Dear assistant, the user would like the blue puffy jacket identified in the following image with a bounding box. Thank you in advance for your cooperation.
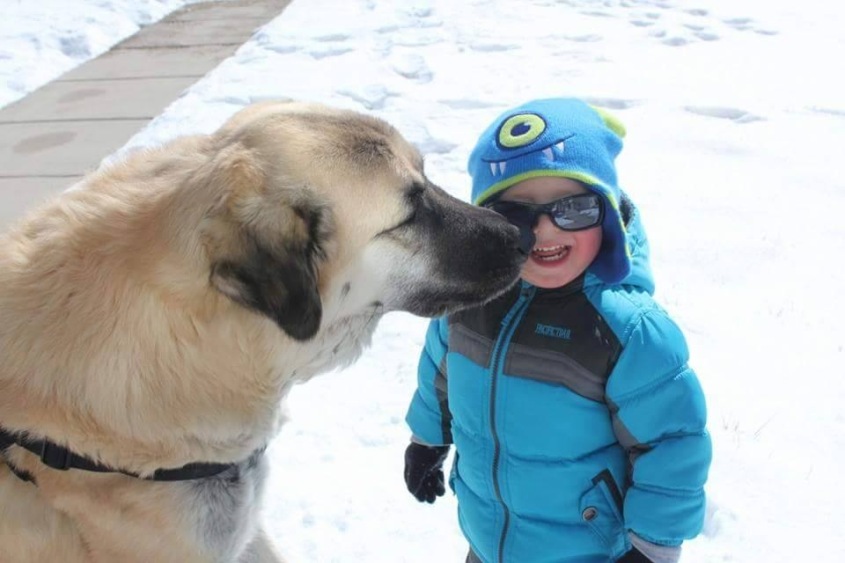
[406,209,711,562]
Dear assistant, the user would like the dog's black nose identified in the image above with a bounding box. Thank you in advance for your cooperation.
[488,212,533,257]
[516,224,535,255]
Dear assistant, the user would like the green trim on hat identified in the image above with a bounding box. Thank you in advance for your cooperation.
[473,170,605,205]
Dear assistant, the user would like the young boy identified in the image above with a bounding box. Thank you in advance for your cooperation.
[403,98,711,563]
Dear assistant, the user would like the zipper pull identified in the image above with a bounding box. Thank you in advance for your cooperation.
[501,284,534,327]
[519,281,535,299]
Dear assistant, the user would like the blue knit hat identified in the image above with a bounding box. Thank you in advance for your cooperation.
[468,97,631,283]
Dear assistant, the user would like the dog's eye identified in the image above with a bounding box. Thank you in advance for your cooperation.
[376,184,423,237]
[376,205,418,238]
[407,185,425,201]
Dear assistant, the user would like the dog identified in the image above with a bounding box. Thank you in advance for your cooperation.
[0,100,525,562]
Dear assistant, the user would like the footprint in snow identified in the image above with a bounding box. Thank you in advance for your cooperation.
[439,99,499,110]
[582,97,639,110]
[466,41,520,52]
[701,497,737,539]
[808,106,845,118]
[263,43,298,54]
[724,16,754,26]
[552,0,776,47]
[307,46,354,60]
[722,16,756,31]
[562,34,603,43]
[391,33,443,48]
[390,53,433,83]
[59,34,92,58]
[375,24,401,34]
[684,106,765,124]
[337,85,393,111]
[694,30,720,41]
[405,5,434,18]
[312,33,351,43]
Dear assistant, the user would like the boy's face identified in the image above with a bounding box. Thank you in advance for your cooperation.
[499,176,603,289]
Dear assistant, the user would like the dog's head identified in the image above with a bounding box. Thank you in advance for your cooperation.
[197,101,525,342]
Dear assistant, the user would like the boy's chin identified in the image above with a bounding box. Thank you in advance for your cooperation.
[521,265,582,289]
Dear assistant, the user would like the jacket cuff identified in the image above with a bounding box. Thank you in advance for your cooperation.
[628,532,681,563]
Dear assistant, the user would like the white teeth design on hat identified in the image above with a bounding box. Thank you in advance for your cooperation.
[489,161,508,176]
[489,142,565,177]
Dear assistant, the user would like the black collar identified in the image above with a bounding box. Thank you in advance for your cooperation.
[0,427,262,482]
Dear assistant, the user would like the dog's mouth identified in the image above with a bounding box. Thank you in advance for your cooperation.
[400,265,522,317]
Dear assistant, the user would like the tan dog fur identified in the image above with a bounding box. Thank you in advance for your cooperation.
[0,101,523,561]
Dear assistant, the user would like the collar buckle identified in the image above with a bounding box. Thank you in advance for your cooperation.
[40,441,72,470]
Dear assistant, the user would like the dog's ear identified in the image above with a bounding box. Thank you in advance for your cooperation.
[211,229,323,341]
[205,143,329,341]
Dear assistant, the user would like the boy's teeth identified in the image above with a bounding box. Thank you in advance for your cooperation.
[532,245,570,261]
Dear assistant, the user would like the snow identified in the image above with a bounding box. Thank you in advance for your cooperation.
[3,0,845,561]
[0,0,209,109]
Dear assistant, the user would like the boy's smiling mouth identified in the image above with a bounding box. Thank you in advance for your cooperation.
[532,244,570,263]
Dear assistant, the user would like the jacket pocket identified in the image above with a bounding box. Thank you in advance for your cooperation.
[579,470,628,558]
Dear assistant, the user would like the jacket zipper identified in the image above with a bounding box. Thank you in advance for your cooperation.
[489,283,535,563]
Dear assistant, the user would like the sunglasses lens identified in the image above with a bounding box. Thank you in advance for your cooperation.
[487,193,603,236]
[550,194,602,230]
[488,201,537,231]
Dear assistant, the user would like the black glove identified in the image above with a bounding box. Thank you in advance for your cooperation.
[616,547,652,563]
[403,442,450,503]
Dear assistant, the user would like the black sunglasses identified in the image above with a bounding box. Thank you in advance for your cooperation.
[485,193,604,232]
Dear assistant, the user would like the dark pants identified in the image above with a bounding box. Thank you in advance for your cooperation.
[466,550,482,563]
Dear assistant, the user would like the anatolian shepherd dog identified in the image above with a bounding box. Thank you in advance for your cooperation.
[0,100,526,562]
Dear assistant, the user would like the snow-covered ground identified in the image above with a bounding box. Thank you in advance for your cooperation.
[0,0,210,109]
[3,0,845,561]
